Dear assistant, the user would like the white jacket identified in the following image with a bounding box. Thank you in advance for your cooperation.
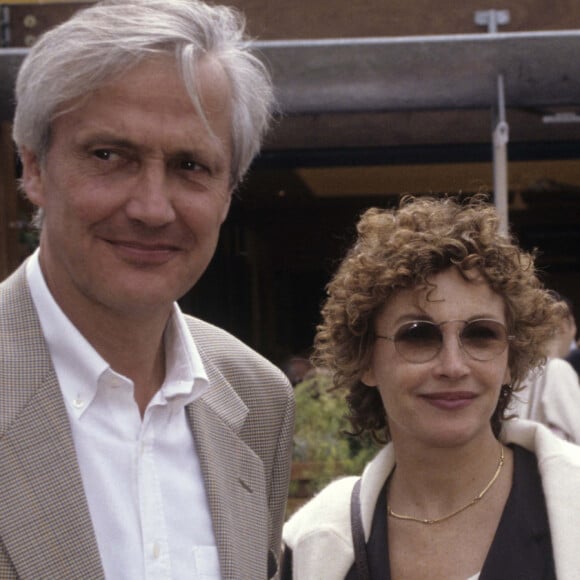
[283,420,580,579]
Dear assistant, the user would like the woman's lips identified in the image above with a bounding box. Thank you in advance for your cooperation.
[420,391,477,410]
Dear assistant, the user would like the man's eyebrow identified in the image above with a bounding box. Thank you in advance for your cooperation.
[77,133,138,149]
[78,134,209,156]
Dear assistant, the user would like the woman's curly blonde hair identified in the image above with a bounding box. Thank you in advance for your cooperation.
[313,195,564,442]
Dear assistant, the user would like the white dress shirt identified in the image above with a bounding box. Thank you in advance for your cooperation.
[26,250,221,579]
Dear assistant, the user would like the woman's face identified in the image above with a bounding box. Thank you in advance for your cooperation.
[362,267,511,450]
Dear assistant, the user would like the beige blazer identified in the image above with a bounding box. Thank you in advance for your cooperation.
[0,263,295,580]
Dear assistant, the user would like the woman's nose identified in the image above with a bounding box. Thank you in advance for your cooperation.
[433,331,471,377]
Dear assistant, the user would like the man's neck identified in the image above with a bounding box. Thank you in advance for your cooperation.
[74,308,170,416]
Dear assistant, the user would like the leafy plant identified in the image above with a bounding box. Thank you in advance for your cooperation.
[290,372,378,498]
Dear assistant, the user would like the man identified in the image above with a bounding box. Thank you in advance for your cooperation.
[0,1,294,578]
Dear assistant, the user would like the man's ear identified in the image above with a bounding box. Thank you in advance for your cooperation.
[219,188,233,224]
[19,147,45,207]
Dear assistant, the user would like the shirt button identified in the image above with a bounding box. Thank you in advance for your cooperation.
[110,377,123,389]
[153,542,160,559]
[72,398,85,409]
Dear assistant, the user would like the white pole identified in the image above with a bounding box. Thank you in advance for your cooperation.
[493,75,509,236]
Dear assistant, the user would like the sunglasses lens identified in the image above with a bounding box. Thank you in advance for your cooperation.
[460,320,508,361]
[394,321,442,362]
[391,319,510,363]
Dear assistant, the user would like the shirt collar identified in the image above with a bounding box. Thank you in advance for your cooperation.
[26,249,209,416]
[160,303,209,406]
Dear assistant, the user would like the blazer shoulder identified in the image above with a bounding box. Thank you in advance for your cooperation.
[0,262,52,435]
[185,315,258,354]
[184,314,292,394]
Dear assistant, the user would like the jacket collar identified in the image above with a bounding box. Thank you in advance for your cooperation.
[359,444,395,539]
[186,321,270,578]
[502,419,580,578]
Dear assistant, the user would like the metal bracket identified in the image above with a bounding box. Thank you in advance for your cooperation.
[542,111,580,124]
[474,9,511,33]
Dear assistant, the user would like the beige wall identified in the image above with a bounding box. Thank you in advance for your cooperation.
[5,1,579,41]
[223,0,580,38]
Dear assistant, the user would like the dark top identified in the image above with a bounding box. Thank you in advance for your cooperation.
[345,444,555,580]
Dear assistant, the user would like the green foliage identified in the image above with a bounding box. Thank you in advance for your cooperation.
[17,213,40,254]
[291,372,378,495]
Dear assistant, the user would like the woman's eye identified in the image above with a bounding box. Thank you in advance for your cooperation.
[466,327,494,339]
[399,323,438,343]
[463,323,502,342]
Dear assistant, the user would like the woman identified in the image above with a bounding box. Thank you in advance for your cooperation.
[283,195,580,579]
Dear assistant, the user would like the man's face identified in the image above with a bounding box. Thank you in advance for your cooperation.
[21,55,233,323]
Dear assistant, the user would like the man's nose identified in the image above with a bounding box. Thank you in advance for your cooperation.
[125,163,176,227]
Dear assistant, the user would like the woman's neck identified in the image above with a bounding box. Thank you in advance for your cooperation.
[387,434,506,520]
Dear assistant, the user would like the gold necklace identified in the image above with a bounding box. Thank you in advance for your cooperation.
[387,445,505,525]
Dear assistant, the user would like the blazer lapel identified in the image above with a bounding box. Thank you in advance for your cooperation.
[0,265,104,579]
[186,360,269,580]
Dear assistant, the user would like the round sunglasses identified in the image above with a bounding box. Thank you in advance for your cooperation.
[375,319,514,363]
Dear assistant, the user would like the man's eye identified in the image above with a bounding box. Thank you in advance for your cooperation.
[180,159,205,172]
[93,149,115,161]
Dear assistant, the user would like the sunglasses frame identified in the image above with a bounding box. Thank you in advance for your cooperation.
[375,318,515,363]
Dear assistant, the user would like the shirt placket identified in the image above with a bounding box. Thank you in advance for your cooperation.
[138,407,172,579]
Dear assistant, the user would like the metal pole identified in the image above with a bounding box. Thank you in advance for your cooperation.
[493,75,509,236]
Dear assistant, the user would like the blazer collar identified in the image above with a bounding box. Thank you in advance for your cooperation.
[185,331,270,579]
[195,348,249,435]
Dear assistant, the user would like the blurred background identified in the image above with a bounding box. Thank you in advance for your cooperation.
[1,0,580,369]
